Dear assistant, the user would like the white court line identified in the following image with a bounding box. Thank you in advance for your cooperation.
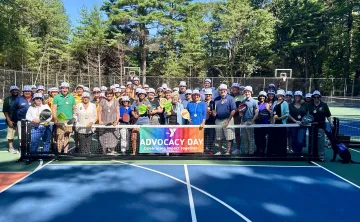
[310,161,360,190]
[0,159,54,194]
[184,164,197,222]
[68,146,76,152]
[0,171,32,174]
[49,163,317,168]
[113,160,252,222]
[341,124,360,130]
[349,148,360,154]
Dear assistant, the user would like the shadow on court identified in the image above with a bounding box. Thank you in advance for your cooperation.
[0,164,359,222]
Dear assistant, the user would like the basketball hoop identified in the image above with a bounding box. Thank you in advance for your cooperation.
[129,71,135,80]
[280,73,287,82]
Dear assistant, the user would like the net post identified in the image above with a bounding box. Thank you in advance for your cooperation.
[19,120,28,161]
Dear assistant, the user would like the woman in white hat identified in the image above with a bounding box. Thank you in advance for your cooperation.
[74,92,97,154]
[118,96,132,154]
[288,91,308,153]
[25,93,52,153]
[98,90,120,155]
[254,91,270,156]
[165,92,184,125]
[186,90,206,126]
[268,89,289,157]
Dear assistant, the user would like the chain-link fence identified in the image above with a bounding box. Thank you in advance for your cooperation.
[1,68,359,100]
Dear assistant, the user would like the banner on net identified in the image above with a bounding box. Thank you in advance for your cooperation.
[139,127,204,153]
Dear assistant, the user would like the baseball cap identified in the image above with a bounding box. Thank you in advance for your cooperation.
[81,92,91,98]
[9,86,20,92]
[185,89,192,94]
[204,88,212,95]
[93,87,101,92]
[32,93,44,100]
[243,86,253,94]
[219,84,227,90]
[179,81,187,87]
[277,89,286,96]
[60,82,70,88]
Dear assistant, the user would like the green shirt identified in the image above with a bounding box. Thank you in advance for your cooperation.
[53,93,76,120]
[3,95,18,120]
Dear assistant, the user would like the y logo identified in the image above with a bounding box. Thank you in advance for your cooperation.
[168,128,177,137]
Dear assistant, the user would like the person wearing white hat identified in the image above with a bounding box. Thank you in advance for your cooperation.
[131,88,151,155]
[253,91,270,157]
[73,92,97,154]
[308,90,333,160]
[46,87,59,110]
[98,89,120,155]
[118,95,132,154]
[110,85,117,93]
[156,87,165,101]
[52,82,76,154]
[25,93,52,153]
[203,88,215,153]
[143,84,149,92]
[213,83,236,155]
[238,86,259,155]
[11,85,33,147]
[200,78,219,101]
[182,89,192,109]
[31,85,37,94]
[186,90,206,126]
[179,81,187,101]
[133,76,140,86]
[285,91,293,104]
[74,84,84,105]
[288,91,308,153]
[267,89,289,157]
[231,83,245,154]
[161,83,168,90]
[147,88,163,125]
[37,85,45,94]
[164,88,172,101]
[3,86,20,153]
[100,86,108,93]
[114,84,120,88]
[305,93,312,104]
[120,85,126,94]
[114,88,122,101]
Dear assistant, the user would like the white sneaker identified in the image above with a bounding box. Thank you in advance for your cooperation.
[214,152,222,155]
[231,149,241,155]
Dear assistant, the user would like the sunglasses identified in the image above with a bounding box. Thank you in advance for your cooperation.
[180,86,186,88]
[206,94,212,96]
[313,96,321,99]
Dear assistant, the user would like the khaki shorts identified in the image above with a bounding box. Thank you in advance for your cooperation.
[215,118,235,141]
[6,126,17,140]
[56,125,73,135]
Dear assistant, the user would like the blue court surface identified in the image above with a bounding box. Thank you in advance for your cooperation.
[0,163,359,222]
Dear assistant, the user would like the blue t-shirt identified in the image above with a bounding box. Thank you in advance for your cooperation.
[242,97,258,122]
[186,101,207,125]
[213,95,236,120]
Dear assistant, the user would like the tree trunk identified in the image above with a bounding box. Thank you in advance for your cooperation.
[98,51,101,86]
[345,2,353,80]
[305,47,309,92]
[139,24,147,83]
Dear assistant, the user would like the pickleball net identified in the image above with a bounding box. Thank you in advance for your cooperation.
[19,121,323,160]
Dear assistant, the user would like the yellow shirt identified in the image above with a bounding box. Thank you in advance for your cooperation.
[74,95,82,105]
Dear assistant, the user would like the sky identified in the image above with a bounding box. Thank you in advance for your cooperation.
[62,0,104,26]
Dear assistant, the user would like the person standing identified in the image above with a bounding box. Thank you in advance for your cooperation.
[3,86,20,153]
[204,88,216,153]
[239,86,259,155]
[74,85,84,105]
[213,84,236,155]
[308,90,333,160]
[182,89,192,110]
[119,96,132,154]
[25,93,52,153]
[178,81,187,102]
[11,85,33,147]
[52,82,76,153]
[165,93,184,125]
[186,90,206,126]
[74,92,97,154]
[200,79,219,101]
[147,88,163,125]
[288,91,308,153]
[46,87,59,109]
[268,89,289,157]
[98,90,120,155]
[131,89,150,155]
[254,91,270,156]
[230,83,245,153]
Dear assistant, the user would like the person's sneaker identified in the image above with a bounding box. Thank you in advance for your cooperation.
[8,148,19,154]
[214,151,222,155]
[231,149,241,155]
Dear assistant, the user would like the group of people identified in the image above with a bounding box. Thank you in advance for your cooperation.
[2,77,333,158]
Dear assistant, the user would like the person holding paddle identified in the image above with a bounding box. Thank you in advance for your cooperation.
[46,87,59,110]
[131,89,150,155]
[204,88,216,154]
[52,82,76,154]
[165,93,184,125]
[231,83,245,154]
[213,84,236,156]
[98,90,120,155]
[308,90,333,160]
[74,92,97,154]
[25,93,52,153]
[119,96,132,154]
[147,88,163,125]
[182,89,192,109]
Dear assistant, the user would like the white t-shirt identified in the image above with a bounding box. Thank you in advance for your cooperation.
[75,103,97,134]
[26,104,52,122]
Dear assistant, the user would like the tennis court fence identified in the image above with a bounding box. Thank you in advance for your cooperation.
[19,120,324,161]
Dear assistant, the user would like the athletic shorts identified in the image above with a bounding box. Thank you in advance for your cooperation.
[6,126,17,140]
[215,118,235,141]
